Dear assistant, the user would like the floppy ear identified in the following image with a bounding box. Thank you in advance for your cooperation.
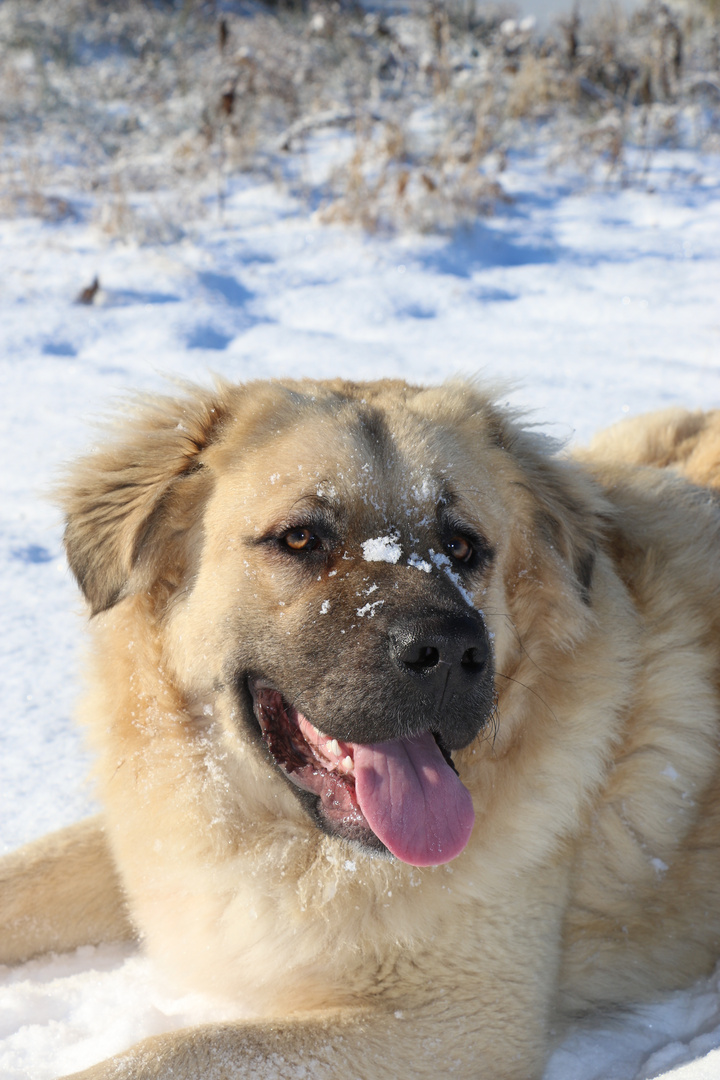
[60,384,230,616]
[517,449,602,606]
[479,401,606,608]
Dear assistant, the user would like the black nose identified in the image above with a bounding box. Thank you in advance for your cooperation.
[388,612,489,702]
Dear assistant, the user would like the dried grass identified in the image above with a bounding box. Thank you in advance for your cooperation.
[0,0,717,237]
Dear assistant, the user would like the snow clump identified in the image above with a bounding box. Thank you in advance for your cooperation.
[362,534,402,564]
[429,550,474,607]
[408,553,432,573]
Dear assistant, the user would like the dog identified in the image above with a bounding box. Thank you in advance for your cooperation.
[2,380,720,1080]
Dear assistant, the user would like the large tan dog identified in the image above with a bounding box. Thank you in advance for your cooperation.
[2,380,720,1080]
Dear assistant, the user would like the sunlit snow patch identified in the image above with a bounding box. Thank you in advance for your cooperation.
[429,549,474,607]
[362,534,402,563]
[407,553,432,573]
[357,600,385,617]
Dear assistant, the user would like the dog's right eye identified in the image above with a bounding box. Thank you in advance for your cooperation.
[282,528,320,553]
[445,534,474,564]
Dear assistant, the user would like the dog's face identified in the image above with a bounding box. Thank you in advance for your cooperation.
[62,379,600,868]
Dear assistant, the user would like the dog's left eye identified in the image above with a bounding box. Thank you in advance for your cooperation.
[282,528,320,553]
[445,534,474,563]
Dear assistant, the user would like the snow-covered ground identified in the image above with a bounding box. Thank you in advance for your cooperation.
[1,143,720,1080]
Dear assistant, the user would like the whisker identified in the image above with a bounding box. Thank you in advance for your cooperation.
[494,671,559,725]
[483,609,572,686]
[479,696,501,749]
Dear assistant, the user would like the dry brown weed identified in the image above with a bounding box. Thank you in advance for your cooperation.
[0,0,717,236]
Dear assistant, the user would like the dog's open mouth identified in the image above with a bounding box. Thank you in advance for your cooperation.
[250,681,475,867]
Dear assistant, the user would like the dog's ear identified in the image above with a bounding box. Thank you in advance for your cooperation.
[479,401,606,608]
[60,385,230,616]
[518,451,601,605]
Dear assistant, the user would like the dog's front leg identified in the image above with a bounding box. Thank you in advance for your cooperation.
[0,815,136,964]
[58,1010,545,1080]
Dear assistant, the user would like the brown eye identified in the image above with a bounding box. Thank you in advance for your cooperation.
[445,534,474,563]
[283,528,318,552]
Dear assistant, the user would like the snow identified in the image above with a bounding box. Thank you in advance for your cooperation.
[1,141,720,1079]
[361,534,403,563]
[407,553,432,572]
[356,599,385,617]
[428,549,475,607]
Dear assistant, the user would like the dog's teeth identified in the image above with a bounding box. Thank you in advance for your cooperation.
[340,755,354,773]
[327,739,340,757]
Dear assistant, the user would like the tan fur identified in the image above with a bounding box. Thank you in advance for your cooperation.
[2,382,720,1080]
[586,406,720,490]
[0,818,134,964]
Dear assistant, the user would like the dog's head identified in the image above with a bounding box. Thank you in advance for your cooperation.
[61,378,603,867]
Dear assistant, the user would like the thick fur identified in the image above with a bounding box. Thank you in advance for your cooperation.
[2,383,720,1080]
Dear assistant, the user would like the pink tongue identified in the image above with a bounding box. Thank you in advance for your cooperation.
[353,731,475,866]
